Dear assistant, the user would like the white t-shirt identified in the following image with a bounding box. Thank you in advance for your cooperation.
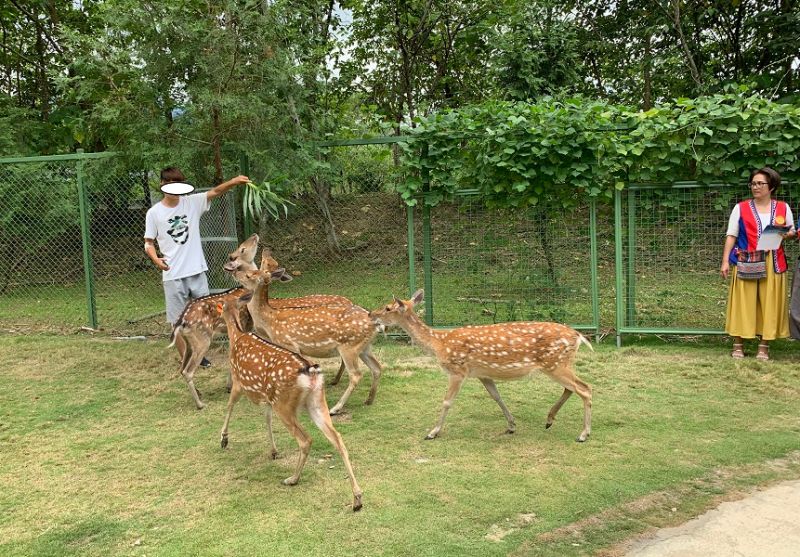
[144,193,210,281]
[726,203,795,236]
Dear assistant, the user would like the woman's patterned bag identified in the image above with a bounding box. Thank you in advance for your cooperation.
[736,248,767,280]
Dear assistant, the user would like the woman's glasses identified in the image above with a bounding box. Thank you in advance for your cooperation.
[749,181,770,188]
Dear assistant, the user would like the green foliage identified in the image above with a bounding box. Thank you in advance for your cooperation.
[242,180,294,222]
[399,92,800,208]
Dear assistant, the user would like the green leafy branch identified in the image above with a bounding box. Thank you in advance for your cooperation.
[242,180,294,221]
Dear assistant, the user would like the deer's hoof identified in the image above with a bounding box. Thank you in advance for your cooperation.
[282,477,299,486]
[363,399,374,406]
[576,435,588,443]
[505,428,515,435]
[220,435,228,449]
[424,433,437,441]
[329,408,342,416]
[269,449,278,460]
[353,495,363,512]
[545,422,553,429]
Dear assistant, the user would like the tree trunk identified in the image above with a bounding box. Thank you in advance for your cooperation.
[211,106,223,184]
[310,174,341,254]
[669,0,703,88]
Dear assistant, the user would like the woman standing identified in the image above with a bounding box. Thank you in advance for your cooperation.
[720,167,794,361]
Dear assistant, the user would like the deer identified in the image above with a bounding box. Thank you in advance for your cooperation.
[170,233,260,409]
[231,261,383,416]
[215,296,363,512]
[232,248,356,387]
[369,289,594,442]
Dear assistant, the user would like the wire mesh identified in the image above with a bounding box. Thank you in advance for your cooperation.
[87,166,242,336]
[424,193,598,329]
[619,183,800,332]
[0,160,86,333]
[256,143,411,313]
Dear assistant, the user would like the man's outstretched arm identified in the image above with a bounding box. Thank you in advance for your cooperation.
[206,175,250,200]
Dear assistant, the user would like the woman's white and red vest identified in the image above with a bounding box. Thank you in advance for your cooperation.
[728,199,789,274]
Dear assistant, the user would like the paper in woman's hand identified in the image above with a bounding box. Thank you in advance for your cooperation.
[757,225,791,251]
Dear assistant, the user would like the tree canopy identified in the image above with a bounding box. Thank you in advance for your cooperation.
[0,0,798,189]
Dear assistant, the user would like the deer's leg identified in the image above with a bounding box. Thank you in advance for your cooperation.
[307,388,363,512]
[545,389,573,429]
[272,403,312,486]
[479,378,516,434]
[328,349,362,415]
[181,334,212,410]
[264,405,278,460]
[225,370,233,393]
[426,371,466,440]
[545,366,592,443]
[359,347,382,406]
[220,382,244,449]
[329,360,346,386]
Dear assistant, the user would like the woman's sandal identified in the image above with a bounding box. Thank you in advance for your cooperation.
[731,343,745,359]
[756,344,770,361]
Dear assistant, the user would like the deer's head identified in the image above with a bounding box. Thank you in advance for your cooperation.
[232,267,293,291]
[369,289,424,326]
[224,233,260,272]
[259,249,281,272]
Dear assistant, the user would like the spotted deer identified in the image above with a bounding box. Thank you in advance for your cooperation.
[216,297,363,512]
[237,249,354,386]
[232,265,383,415]
[369,289,594,442]
[171,233,260,409]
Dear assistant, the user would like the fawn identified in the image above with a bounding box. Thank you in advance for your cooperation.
[171,233,259,409]
[216,297,363,512]
[232,264,383,415]
[369,289,594,442]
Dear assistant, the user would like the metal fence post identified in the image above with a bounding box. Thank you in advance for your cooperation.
[614,187,624,347]
[626,187,637,327]
[75,149,98,329]
[589,197,600,335]
[421,143,433,325]
[407,204,416,297]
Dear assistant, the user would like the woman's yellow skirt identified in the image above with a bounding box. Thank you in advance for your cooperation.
[725,252,789,340]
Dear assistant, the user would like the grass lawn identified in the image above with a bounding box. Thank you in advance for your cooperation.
[1,333,799,556]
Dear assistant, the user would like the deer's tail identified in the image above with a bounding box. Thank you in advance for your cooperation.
[168,324,181,348]
[576,333,594,352]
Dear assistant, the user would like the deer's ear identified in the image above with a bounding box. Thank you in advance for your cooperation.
[270,267,288,280]
[278,270,293,283]
[410,289,425,305]
[393,296,407,312]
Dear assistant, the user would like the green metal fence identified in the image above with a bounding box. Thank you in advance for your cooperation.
[0,152,241,336]
[615,181,799,345]
[1,141,796,345]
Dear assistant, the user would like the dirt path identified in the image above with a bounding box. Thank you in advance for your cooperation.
[624,479,800,556]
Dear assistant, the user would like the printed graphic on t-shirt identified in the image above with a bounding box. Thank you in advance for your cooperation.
[167,215,190,245]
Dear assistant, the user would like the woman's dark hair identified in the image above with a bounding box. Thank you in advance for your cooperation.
[750,167,781,193]
[160,167,186,184]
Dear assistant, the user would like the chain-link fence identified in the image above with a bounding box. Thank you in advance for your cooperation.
[0,153,243,336]
[422,193,600,330]
[0,157,87,333]
[2,145,797,344]
[256,141,412,313]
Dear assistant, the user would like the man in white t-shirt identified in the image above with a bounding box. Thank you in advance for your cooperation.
[144,167,249,364]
